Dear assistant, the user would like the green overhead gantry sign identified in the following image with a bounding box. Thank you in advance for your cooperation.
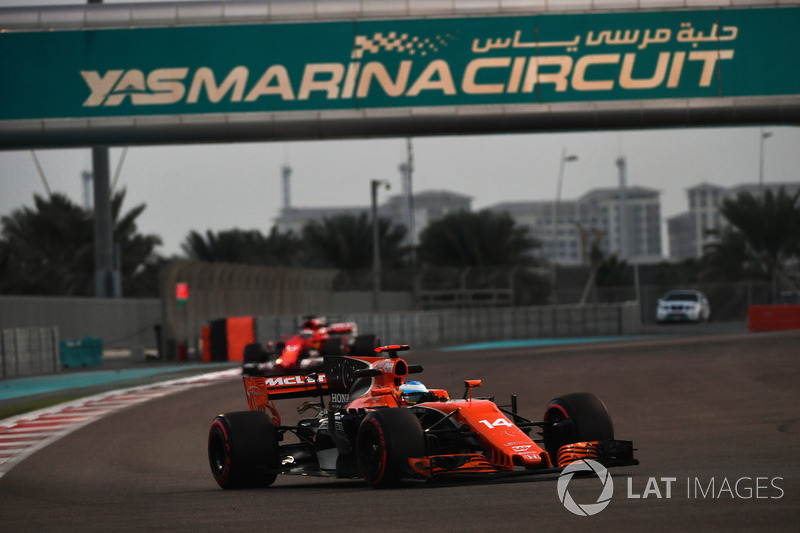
[0,5,798,147]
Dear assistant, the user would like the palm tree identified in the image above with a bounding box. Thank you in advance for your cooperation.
[0,190,162,296]
[700,229,764,282]
[180,227,300,266]
[595,255,633,288]
[300,213,408,270]
[0,193,93,295]
[702,187,800,293]
[417,209,539,267]
[111,190,164,296]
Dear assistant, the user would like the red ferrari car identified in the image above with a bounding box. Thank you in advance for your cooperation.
[209,345,637,488]
[242,316,379,376]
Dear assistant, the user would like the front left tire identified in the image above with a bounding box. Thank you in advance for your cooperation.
[542,392,614,465]
[356,408,425,488]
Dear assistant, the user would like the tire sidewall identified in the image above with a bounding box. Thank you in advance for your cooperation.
[357,415,389,485]
[356,408,425,488]
[543,392,614,461]
[208,411,279,489]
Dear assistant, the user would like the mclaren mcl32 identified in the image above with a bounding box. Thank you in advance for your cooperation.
[209,345,637,489]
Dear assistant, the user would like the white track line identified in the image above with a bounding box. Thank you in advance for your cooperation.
[0,368,241,479]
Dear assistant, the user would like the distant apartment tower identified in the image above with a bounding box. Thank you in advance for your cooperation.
[488,186,662,265]
[382,190,472,244]
[667,181,800,260]
[274,189,472,239]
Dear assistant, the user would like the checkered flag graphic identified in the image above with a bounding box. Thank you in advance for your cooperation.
[351,32,453,59]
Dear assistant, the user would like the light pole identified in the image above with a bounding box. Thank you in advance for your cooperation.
[759,128,773,189]
[552,148,578,305]
[371,179,391,312]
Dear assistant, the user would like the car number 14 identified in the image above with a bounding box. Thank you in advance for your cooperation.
[478,418,513,429]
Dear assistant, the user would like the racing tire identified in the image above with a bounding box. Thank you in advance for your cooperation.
[542,392,614,463]
[350,335,380,356]
[356,408,425,488]
[208,411,279,489]
[320,336,345,356]
[243,343,267,364]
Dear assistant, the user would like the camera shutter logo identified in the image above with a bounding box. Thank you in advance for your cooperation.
[557,459,614,516]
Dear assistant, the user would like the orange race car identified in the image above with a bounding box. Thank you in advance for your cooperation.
[208,345,637,489]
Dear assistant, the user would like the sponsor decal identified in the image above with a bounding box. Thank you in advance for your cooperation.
[330,393,349,405]
[263,374,326,387]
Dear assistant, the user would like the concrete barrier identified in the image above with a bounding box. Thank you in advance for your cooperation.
[748,305,800,332]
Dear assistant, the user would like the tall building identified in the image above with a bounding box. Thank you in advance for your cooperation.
[488,186,663,265]
[667,181,800,260]
[274,189,472,239]
[666,212,697,262]
[382,190,472,244]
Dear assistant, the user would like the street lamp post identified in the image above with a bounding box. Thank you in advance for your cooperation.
[552,148,578,305]
[371,179,391,312]
[759,128,773,189]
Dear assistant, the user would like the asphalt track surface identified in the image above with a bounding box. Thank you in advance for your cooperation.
[1,328,798,532]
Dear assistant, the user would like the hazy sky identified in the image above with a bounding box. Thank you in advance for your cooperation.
[2,1,799,257]
[3,127,798,257]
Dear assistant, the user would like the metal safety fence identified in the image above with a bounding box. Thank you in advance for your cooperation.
[252,301,640,351]
[1,327,60,379]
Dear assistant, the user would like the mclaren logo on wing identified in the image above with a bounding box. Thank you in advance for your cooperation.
[262,375,327,387]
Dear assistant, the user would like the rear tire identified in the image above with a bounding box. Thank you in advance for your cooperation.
[542,392,614,463]
[356,408,425,488]
[208,411,279,489]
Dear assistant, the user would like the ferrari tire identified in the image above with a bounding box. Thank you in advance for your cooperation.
[243,343,267,364]
[356,408,425,488]
[320,337,345,356]
[542,392,614,463]
[350,335,380,356]
[208,411,279,489]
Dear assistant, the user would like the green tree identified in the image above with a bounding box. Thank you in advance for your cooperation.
[111,190,164,296]
[300,213,408,270]
[180,227,300,266]
[0,191,162,296]
[595,255,633,288]
[653,258,701,286]
[417,209,540,267]
[701,188,800,289]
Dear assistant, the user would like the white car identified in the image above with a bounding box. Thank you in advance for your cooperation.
[656,290,711,323]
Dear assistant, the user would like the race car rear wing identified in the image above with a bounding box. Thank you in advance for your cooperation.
[243,350,421,413]
[244,373,329,402]
[243,373,331,422]
[243,353,383,411]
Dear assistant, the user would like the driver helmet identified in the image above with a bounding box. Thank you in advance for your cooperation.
[399,381,431,405]
[302,316,326,332]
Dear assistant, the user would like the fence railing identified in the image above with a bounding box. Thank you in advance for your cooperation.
[0,280,781,365]
[546,280,785,324]
[252,301,641,351]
